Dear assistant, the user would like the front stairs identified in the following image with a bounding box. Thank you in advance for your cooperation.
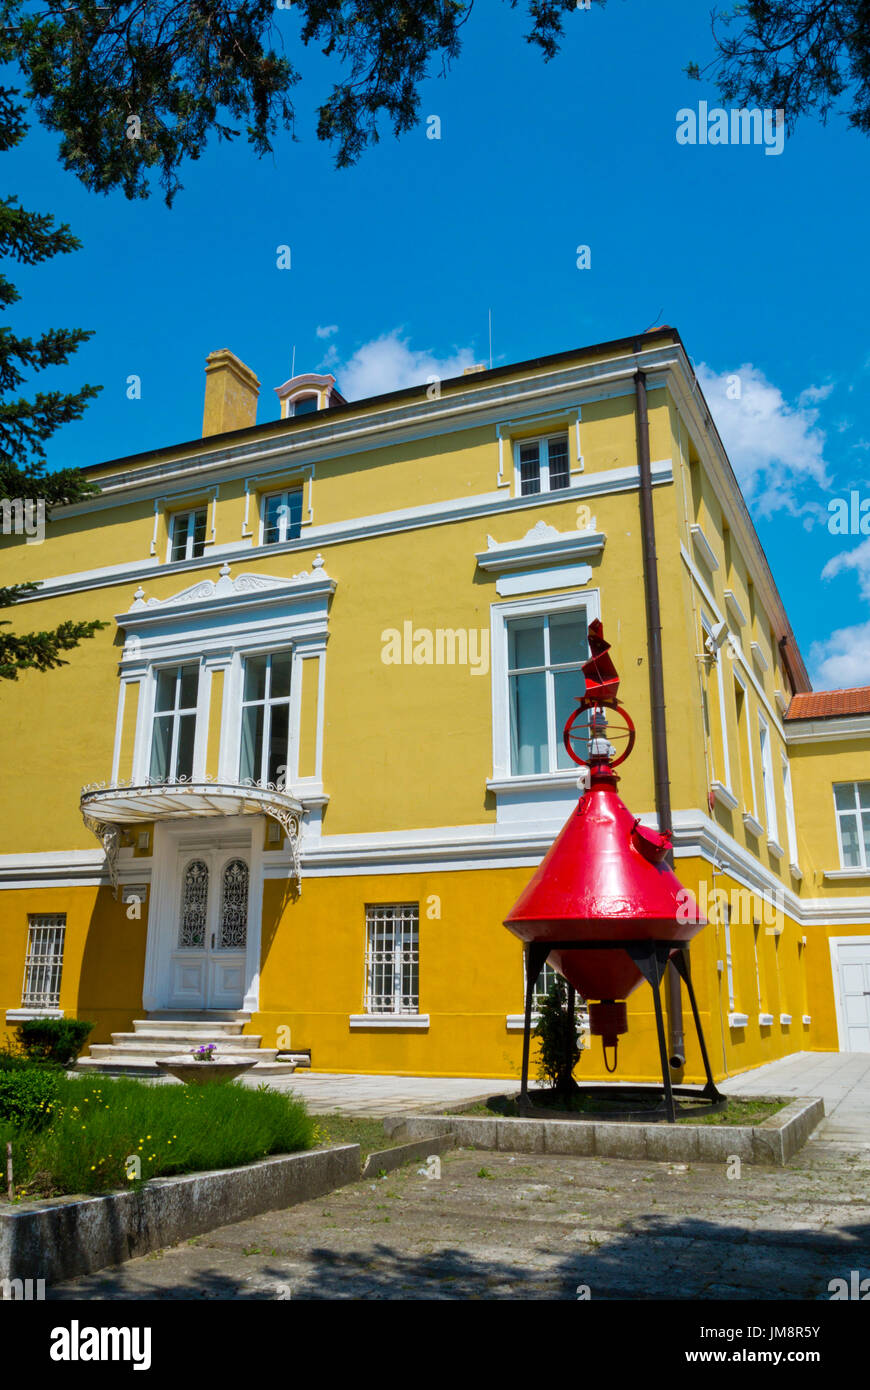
[75,1012,301,1078]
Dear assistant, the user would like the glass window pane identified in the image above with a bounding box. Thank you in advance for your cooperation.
[858,783,870,809]
[170,515,189,562]
[149,715,173,780]
[281,490,303,541]
[244,654,267,702]
[267,703,289,786]
[547,436,569,490]
[263,494,283,546]
[834,784,855,812]
[293,395,318,416]
[176,714,196,780]
[239,704,264,781]
[191,509,207,557]
[861,812,870,864]
[510,672,548,774]
[154,667,177,712]
[270,651,291,700]
[840,813,861,867]
[519,442,541,496]
[179,663,199,711]
[549,613,586,667]
[554,670,586,769]
[509,621,545,671]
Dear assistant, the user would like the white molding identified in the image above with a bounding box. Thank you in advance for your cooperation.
[743,812,764,838]
[690,524,719,572]
[785,714,870,743]
[5,1008,64,1022]
[505,1013,542,1032]
[19,460,672,606]
[823,868,870,881]
[750,641,769,673]
[348,1014,430,1030]
[758,1012,774,1026]
[724,589,748,628]
[476,520,604,573]
[802,1015,812,1025]
[710,781,738,811]
[780,1014,792,1025]
[727,1012,749,1029]
[774,688,788,715]
[495,565,593,597]
[766,838,785,859]
[789,862,803,881]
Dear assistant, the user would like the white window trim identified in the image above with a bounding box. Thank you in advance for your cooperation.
[237,651,294,785]
[733,667,758,821]
[242,467,314,538]
[702,612,733,797]
[490,589,600,782]
[144,659,208,783]
[512,432,572,498]
[833,781,870,872]
[781,755,800,872]
[363,903,420,1018]
[757,713,778,842]
[258,487,304,547]
[167,506,209,564]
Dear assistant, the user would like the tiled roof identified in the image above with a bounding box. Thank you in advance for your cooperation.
[786,688,870,720]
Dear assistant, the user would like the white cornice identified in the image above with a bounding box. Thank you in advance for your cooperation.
[724,589,748,629]
[785,715,870,743]
[475,519,605,572]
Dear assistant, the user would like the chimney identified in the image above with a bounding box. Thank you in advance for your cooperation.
[202,349,260,436]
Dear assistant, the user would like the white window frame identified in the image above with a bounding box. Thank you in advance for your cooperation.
[702,611,732,795]
[289,394,319,417]
[238,650,293,786]
[259,488,304,547]
[722,904,736,1012]
[513,432,571,498]
[167,507,208,563]
[22,915,66,1008]
[363,904,420,1016]
[757,713,778,840]
[833,781,870,871]
[148,661,202,783]
[733,669,757,818]
[781,755,799,869]
[490,589,600,782]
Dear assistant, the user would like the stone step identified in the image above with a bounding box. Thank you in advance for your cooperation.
[146,1010,251,1023]
[134,1018,245,1035]
[88,1042,279,1063]
[115,1031,261,1049]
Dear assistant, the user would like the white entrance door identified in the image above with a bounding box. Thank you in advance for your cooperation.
[168,849,250,1010]
[836,941,870,1052]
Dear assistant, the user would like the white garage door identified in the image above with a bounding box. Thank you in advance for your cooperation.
[836,941,870,1052]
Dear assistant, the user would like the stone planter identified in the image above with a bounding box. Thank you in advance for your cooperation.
[155,1054,259,1085]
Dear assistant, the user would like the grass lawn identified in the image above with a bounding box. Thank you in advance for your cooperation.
[1,1072,315,1201]
[311,1112,403,1159]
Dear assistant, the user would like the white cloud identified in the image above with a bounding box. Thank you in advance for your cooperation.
[822,536,870,600]
[696,363,832,516]
[808,620,870,688]
[337,330,477,401]
[316,324,339,339]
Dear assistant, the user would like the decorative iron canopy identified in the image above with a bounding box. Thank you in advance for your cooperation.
[80,777,303,895]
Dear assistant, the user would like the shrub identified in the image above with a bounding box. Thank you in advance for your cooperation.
[0,1067,60,1129]
[14,1018,94,1065]
[10,1074,316,1197]
[533,978,583,1095]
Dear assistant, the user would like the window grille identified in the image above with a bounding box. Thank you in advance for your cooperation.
[22,915,66,1007]
[219,859,249,950]
[365,904,419,1014]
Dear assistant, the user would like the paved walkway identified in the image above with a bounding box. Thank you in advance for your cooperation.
[720,1051,870,1143]
[239,1071,512,1115]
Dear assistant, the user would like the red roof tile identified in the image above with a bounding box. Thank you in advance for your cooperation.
[786,688,870,720]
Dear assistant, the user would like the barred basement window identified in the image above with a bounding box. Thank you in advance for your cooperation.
[22,915,66,1008]
[365,904,419,1014]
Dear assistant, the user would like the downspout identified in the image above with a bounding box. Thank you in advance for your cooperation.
[634,369,685,1068]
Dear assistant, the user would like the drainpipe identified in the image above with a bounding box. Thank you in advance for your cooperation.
[634,369,685,1068]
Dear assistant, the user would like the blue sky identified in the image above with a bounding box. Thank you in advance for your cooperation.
[6,0,870,687]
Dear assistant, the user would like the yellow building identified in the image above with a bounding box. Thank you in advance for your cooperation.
[1,329,869,1083]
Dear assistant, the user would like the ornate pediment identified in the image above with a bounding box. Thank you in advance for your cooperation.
[128,557,331,611]
[476,520,605,573]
